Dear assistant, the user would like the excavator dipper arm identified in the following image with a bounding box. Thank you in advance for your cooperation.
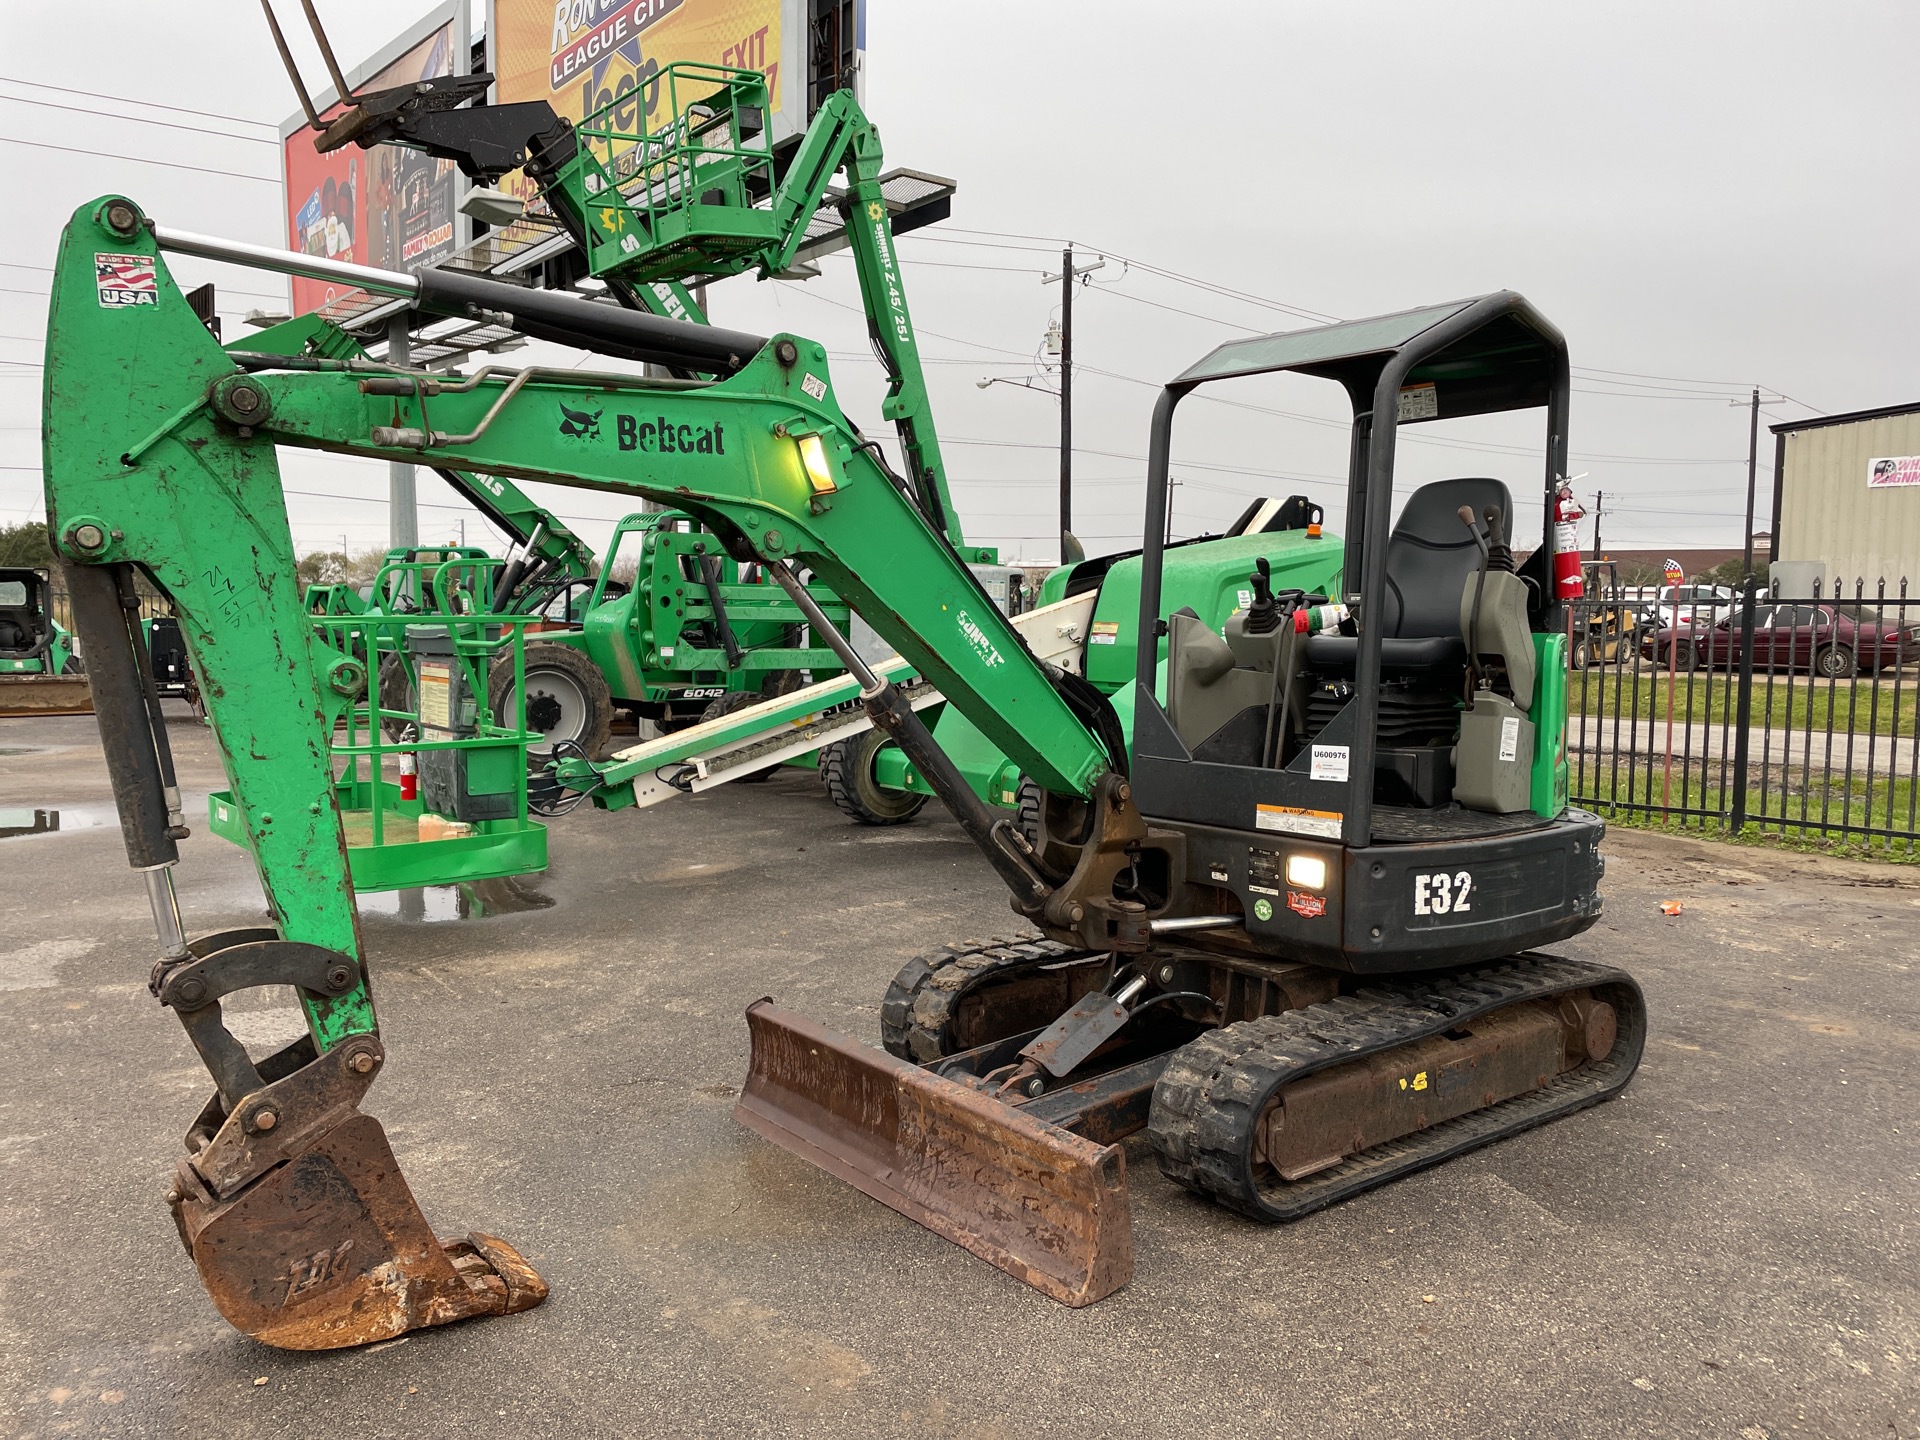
[45,200,550,1349]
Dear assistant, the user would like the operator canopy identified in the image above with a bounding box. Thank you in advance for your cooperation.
[1174,292,1565,421]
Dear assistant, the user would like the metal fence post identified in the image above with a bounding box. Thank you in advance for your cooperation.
[1729,576,1758,834]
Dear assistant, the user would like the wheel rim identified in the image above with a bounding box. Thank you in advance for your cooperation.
[852,736,925,819]
[516,667,588,753]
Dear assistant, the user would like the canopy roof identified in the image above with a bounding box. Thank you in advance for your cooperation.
[1173,292,1564,423]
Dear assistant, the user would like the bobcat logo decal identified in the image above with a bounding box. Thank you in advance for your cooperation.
[558,401,603,440]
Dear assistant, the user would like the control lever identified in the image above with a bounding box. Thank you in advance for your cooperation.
[1243,557,1279,635]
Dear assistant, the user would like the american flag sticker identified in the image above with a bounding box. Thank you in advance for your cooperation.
[95,252,158,308]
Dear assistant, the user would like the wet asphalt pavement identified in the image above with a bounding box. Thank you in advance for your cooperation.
[1,709,1916,1439]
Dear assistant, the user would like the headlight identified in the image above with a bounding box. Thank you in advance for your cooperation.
[797,433,837,494]
[1285,853,1328,890]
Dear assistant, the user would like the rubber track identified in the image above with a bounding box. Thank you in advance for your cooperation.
[879,935,1090,1062]
[1148,955,1646,1222]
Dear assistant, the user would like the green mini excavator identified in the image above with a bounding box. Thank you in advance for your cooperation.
[43,72,1641,1349]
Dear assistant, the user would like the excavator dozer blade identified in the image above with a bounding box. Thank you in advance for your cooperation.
[735,999,1132,1307]
[170,1111,548,1350]
[0,675,93,717]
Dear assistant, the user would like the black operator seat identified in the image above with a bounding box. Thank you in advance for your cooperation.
[1305,477,1514,677]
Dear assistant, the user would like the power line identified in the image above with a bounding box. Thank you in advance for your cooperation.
[0,135,277,184]
[899,257,1051,278]
[0,92,279,146]
[0,75,278,130]
[1086,285,1262,333]
[901,232,1070,258]
[0,274,291,305]
[935,226,1804,402]
[805,284,1776,469]
[1573,362,1760,390]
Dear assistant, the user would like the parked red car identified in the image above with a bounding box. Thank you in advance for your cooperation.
[1640,603,1919,678]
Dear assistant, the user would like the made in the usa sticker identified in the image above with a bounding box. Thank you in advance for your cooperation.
[96,252,157,308]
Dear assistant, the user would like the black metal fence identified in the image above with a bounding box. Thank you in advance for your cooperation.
[41,568,171,631]
[1566,576,1919,854]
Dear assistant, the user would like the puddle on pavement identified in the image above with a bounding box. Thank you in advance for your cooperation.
[357,874,556,923]
[0,806,107,841]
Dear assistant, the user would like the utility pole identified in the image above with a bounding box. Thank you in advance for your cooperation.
[457,517,466,548]
[1741,386,1760,580]
[387,313,418,552]
[1590,490,1604,560]
[1057,246,1073,559]
[1042,248,1104,560]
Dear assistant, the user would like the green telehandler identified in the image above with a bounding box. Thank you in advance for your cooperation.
[46,94,1643,1343]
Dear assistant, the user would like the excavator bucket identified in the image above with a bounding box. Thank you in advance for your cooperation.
[169,1110,548,1350]
[0,674,93,716]
[735,1000,1133,1307]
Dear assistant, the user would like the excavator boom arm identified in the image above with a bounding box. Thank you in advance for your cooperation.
[49,206,1110,800]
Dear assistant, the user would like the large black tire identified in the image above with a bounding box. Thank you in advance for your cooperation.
[700,689,784,781]
[376,654,416,742]
[1667,640,1702,673]
[1815,644,1857,680]
[820,729,928,826]
[1015,775,1044,847]
[491,643,613,759]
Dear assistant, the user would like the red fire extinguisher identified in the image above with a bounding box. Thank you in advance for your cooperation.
[1552,481,1586,602]
[399,750,418,803]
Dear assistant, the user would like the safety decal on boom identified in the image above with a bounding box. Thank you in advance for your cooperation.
[95,253,157,307]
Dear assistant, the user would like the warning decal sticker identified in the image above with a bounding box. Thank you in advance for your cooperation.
[1255,804,1342,839]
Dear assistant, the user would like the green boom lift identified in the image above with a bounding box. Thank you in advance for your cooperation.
[192,39,1019,890]
[249,44,1001,760]
[47,131,1642,1344]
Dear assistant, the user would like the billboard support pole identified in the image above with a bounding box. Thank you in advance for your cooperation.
[387,313,418,551]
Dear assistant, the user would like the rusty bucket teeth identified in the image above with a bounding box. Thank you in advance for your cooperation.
[171,1112,547,1350]
[734,998,1133,1307]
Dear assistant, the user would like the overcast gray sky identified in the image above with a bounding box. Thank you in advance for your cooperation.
[3,1,1916,566]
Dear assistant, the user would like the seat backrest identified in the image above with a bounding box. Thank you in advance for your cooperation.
[1379,478,1514,638]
